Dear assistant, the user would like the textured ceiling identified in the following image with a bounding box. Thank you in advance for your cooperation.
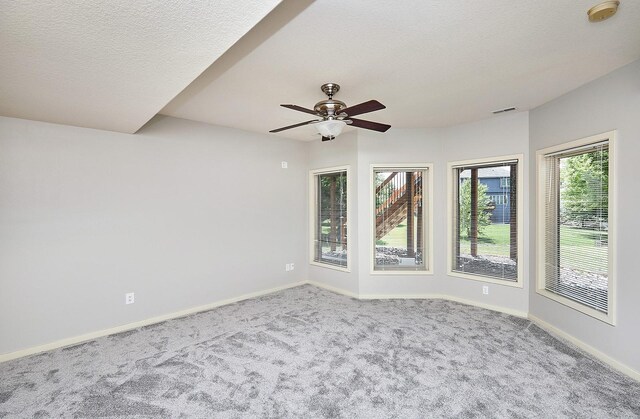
[3,1,639,139]
[0,0,281,133]
[162,0,640,141]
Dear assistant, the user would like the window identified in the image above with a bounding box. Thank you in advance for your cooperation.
[371,165,433,273]
[536,132,615,324]
[310,166,349,270]
[500,177,510,188]
[492,194,507,205]
[448,155,523,286]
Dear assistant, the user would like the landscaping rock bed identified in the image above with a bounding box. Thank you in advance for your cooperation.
[375,246,422,265]
[454,255,607,307]
[375,253,400,265]
[553,267,608,310]
[321,250,347,263]
[559,267,607,290]
[455,254,518,280]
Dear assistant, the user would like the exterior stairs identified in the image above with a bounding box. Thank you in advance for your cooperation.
[375,172,422,240]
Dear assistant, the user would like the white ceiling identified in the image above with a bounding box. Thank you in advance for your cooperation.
[2,1,640,139]
[0,0,281,133]
[161,0,640,141]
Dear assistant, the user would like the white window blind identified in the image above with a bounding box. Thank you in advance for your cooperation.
[373,168,428,272]
[313,170,348,268]
[543,142,609,313]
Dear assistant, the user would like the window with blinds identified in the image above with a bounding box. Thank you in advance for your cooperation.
[311,168,348,269]
[539,137,612,320]
[373,166,430,272]
[449,156,522,285]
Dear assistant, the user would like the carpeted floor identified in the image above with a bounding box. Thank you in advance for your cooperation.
[1,285,639,418]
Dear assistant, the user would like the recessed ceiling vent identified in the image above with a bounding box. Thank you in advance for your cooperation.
[492,106,517,115]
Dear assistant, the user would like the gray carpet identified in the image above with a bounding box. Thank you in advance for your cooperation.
[1,285,639,418]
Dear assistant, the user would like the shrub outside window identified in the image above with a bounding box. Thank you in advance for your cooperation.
[448,155,523,286]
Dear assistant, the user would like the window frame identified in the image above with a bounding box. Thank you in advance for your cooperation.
[447,154,524,287]
[309,165,351,272]
[369,163,434,275]
[536,131,616,325]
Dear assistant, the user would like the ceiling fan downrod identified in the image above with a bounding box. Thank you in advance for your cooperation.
[315,83,346,117]
[320,83,339,99]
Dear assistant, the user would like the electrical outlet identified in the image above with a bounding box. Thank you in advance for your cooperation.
[125,292,135,304]
[281,161,288,169]
[482,286,489,295]
[285,263,290,271]
[290,263,294,271]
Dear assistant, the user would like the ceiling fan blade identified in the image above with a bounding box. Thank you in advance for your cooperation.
[269,119,318,133]
[281,104,318,115]
[340,100,385,117]
[349,117,391,133]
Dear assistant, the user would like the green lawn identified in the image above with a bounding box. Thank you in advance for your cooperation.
[459,224,511,257]
[379,221,513,254]
[559,226,608,274]
[383,222,607,273]
[460,224,608,272]
[378,218,416,248]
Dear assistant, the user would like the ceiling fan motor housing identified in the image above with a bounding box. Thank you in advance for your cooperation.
[315,83,346,117]
[314,99,346,117]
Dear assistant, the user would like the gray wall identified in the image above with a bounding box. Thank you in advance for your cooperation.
[439,112,530,313]
[0,115,308,354]
[2,59,638,374]
[529,59,640,372]
[305,112,530,316]
[306,131,360,295]
[355,127,444,297]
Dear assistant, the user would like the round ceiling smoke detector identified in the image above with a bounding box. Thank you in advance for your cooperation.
[587,1,620,22]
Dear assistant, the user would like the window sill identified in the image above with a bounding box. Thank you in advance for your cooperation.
[535,287,615,325]
[447,270,523,288]
[370,269,434,276]
[309,261,350,273]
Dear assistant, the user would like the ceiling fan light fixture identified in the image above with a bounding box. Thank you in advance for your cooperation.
[315,119,346,138]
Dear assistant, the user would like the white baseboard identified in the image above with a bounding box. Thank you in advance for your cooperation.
[312,282,528,318]
[358,292,528,318]
[441,295,528,318]
[311,281,638,381]
[529,314,640,381]
[0,281,306,364]
[306,280,359,298]
[3,280,637,383]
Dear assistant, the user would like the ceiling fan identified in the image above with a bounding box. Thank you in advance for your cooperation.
[269,83,391,141]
